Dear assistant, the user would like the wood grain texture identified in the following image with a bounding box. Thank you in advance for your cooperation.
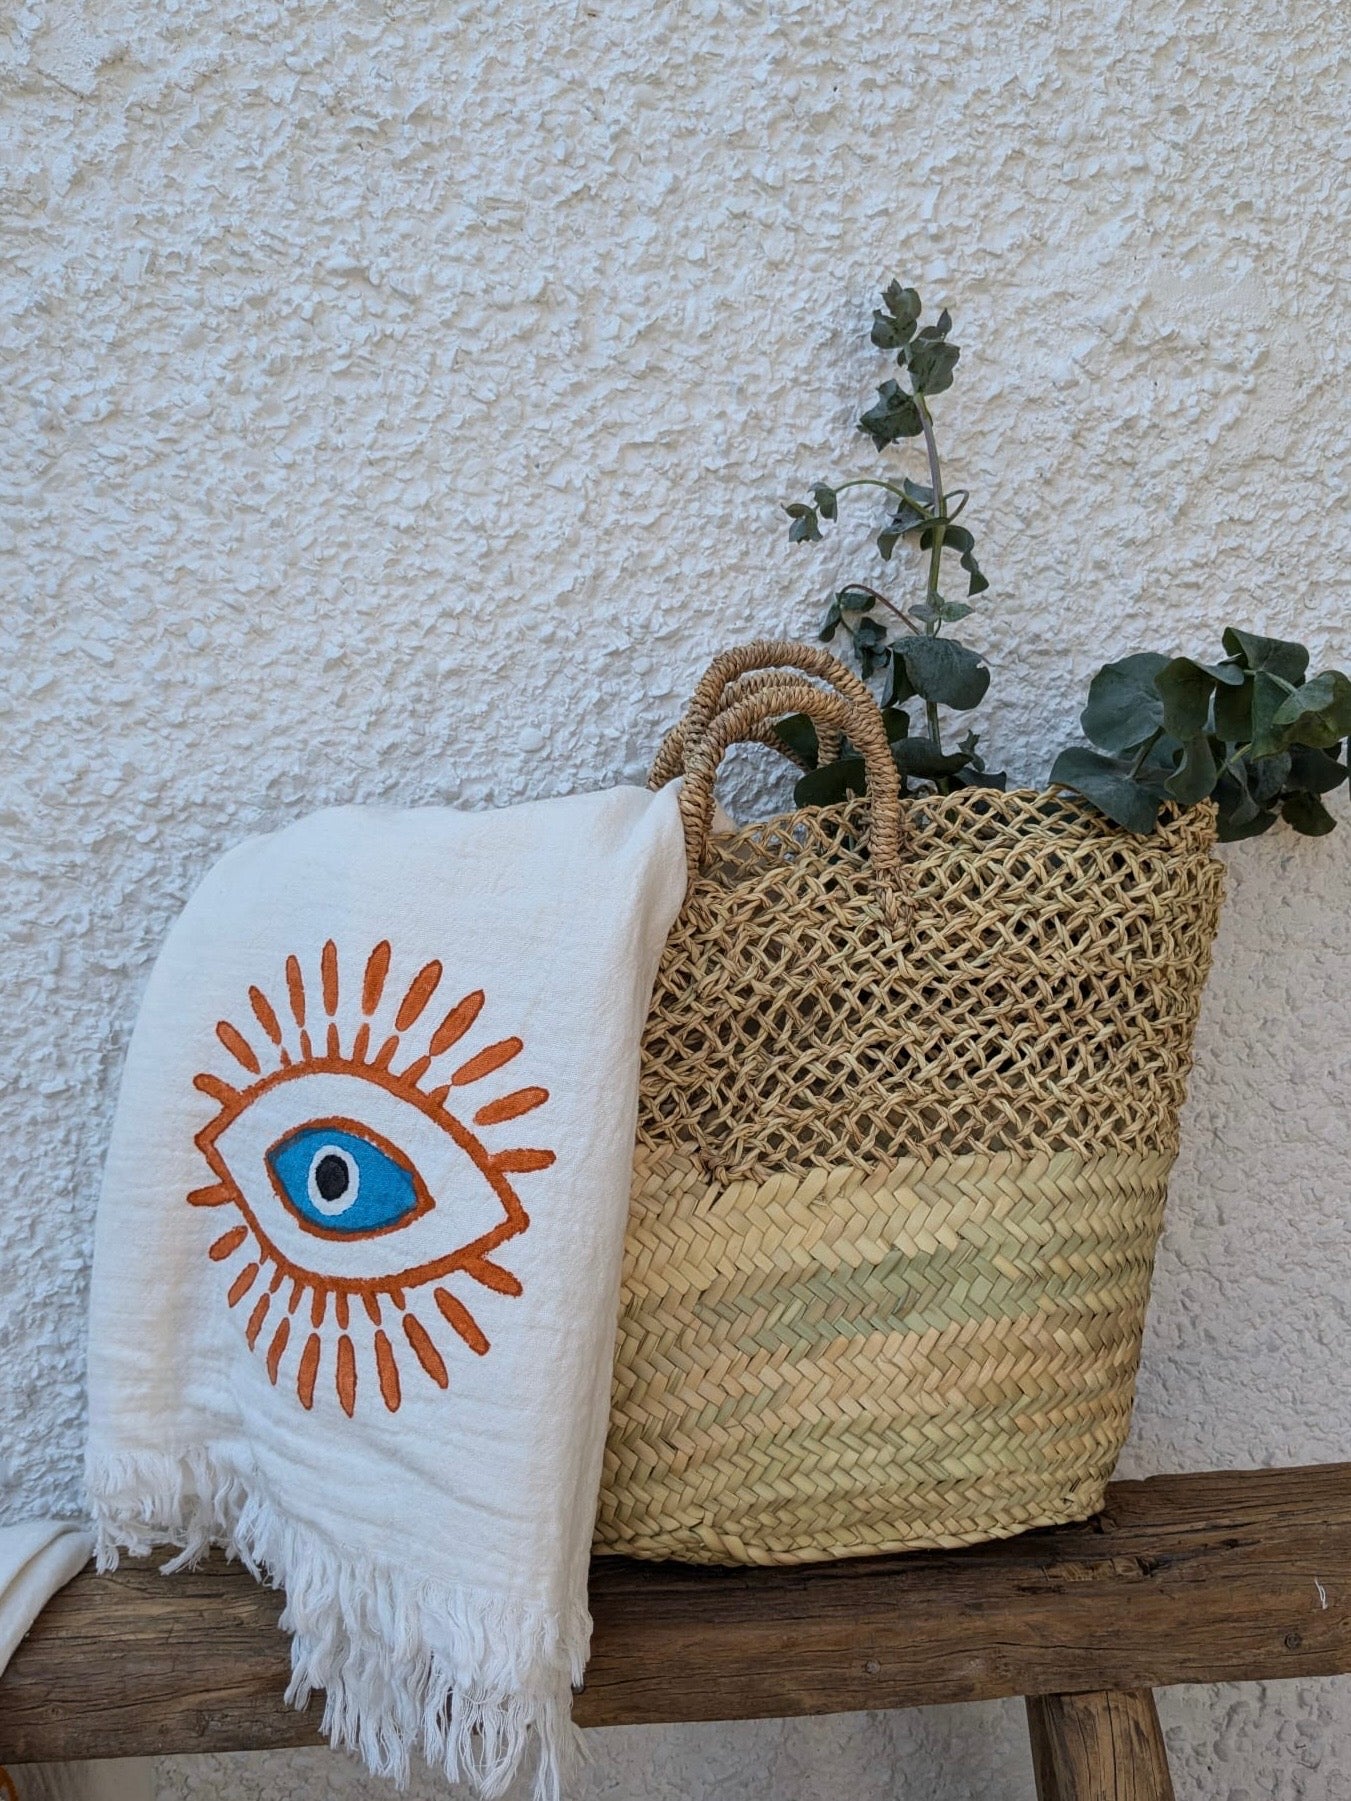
[1027,1690,1175,1801]
[4,1463,1351,1763]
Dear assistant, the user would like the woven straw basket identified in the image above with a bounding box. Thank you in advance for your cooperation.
[594,641,1225,1566]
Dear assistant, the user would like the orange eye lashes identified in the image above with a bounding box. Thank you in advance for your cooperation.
[189,939,555,1419]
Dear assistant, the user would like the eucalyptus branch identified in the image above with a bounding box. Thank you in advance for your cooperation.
[783,282,994,799]
[915,394,947,748]
[917,396,947,568]
[831,478,939,522]
[781,282,1348,837]
[837,585,921,631]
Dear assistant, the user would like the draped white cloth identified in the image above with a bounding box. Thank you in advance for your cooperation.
[85,785,687,1797]
[0,1520,91,1678]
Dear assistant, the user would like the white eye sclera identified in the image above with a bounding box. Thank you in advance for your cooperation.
[308,1144,360,1215]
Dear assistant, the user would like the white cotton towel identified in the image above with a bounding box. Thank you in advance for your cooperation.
[0,1521,93,1677]
[84,785,687,1798]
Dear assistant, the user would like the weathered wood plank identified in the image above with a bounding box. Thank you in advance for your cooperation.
[1026,1690,1175,1801]
[3,1463,1350,1763]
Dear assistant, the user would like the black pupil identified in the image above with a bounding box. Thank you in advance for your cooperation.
[314,1153,350,1201]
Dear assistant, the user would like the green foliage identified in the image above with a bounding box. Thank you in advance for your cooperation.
[1050,631,1351,839]
[1044,748,1164,836]
[1078,654,1169,755]
[782,284,1001,801]
[858,380,924,449]
[782,281,1346,840]
[887,636,990,711]
[867,283,959,395]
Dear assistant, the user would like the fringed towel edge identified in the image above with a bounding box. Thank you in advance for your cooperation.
[85,1447,587,1801]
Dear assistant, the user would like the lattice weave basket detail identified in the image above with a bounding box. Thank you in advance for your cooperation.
[595,642,1225,1566]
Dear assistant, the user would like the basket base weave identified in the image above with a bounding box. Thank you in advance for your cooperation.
[596,1145,1173,1565]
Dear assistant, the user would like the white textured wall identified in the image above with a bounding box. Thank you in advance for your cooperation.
[3,0,1350,1794]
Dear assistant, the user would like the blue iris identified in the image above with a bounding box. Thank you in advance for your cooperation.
[267,1125,420,1236]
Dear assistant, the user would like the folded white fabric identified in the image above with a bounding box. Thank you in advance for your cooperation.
[0,1520,93,1677]
[85,786,687,1798]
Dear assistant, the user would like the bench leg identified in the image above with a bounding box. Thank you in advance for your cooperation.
[1025,1689,1175,1801]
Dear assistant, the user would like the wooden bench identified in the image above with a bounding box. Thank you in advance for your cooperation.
[4,1463,1350,1799]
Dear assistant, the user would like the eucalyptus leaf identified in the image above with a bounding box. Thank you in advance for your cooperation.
[920,308,953,338]
[883,655,913,709]
[1221,628,1310,686]
[906,336,960,395]
[1217,806,1279,842]
[880,283,915,314]
[891,738,972,778]
[952,765,1009,790]
[892,635,990,710]
[1139,730,1183,774]
[871,311,914,350]
[1215,767,1260,829]
[1049,747,1163,835]
[1165,733,1219,805]
[784,501,821,543]
[870,283,921,350]
[960,546,989,596]
[1282,789,1338,835]
[793,757,868,808]
[1213,671,1252,743]
[1080,653,1169,754]
[1155,657,1240,741]
[877,500,926,560]
[858,379,923,448]
[852,614,888,678]
[1286,745,1350,795]
[1248,751,1292,808]
[774,712,820,766]
[913,597,974,625]
[1269,669,1351,750]
[1249,669,1294,758]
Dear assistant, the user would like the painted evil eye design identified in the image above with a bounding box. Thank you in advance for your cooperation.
[189,939,556,1419]
[266,1122,425,1238]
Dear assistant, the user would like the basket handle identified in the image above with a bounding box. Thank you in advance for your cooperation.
[677,677,907,928]
[649,671,836,786]
[649,640,878,789]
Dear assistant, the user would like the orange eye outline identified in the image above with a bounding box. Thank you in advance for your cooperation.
[187,940,556,1419]
[196,1063,535,1284]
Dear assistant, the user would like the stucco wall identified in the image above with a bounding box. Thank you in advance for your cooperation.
[3,0,1350,1794]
